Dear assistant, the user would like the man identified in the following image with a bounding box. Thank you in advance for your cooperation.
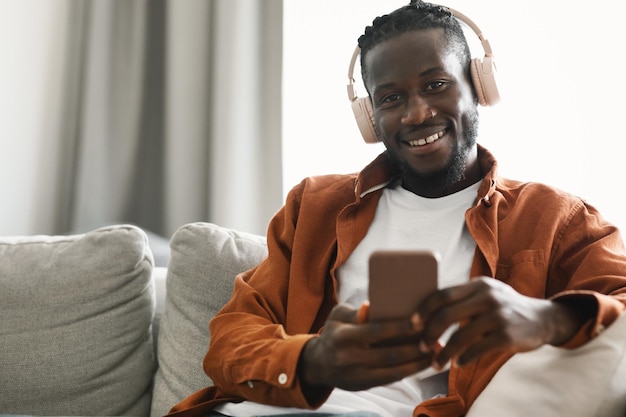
[168,2,626,416]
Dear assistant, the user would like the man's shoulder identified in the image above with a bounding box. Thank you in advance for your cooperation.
[496,177,584,209]
[290,172,359,195]
[498,177,579,197]
[282,172,363,218]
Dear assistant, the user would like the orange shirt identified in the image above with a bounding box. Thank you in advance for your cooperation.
[168,145,626,417]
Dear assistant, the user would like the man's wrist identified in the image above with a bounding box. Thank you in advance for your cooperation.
[297,337,332,406]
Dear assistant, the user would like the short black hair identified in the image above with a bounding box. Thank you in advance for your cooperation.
[358,1,472,89]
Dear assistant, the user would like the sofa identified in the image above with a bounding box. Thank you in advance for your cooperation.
[2,222,626,417]
[0,222,267,417]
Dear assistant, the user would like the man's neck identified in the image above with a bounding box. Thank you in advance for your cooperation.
[401,148,482,198]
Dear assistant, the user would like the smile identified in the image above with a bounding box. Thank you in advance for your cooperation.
[408,129,445,147]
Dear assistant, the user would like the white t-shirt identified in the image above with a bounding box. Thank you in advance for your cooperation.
[216,181,479,417]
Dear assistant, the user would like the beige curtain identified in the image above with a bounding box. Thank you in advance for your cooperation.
[34,0,283,238]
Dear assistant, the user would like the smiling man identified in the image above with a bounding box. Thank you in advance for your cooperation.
[364,28,480,198]
[167,2,626,417]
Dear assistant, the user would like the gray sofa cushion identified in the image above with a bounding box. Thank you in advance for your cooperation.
[0,225,155,416]
[151,222,267,417]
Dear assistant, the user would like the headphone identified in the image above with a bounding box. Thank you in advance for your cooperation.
[346,4,500,144]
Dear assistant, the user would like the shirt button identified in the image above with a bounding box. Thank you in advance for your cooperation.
[247,380,254,388]
[278,373,288,384]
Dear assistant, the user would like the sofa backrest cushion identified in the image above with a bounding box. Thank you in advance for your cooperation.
[151,222,267,417]
[0,225,155,416]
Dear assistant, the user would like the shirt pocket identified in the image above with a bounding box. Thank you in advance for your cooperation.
[494,249,547,298]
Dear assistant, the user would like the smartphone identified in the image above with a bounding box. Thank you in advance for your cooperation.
[368,250,440,321]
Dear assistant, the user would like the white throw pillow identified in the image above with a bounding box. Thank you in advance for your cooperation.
[467,312,626,417]
[0,225,155,416]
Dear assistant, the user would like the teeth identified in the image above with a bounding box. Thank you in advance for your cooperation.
[409,130,445,147]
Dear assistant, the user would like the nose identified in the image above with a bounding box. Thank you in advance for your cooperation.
[401,96,432,125]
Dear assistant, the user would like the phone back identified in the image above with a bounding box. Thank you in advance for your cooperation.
[368,250,439,321]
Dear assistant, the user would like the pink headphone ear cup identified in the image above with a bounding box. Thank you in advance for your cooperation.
[470,57,500,106]
[351,96,379,143]
[470,59,487,106]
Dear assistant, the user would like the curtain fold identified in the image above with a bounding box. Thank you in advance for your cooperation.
[37,0,283,238]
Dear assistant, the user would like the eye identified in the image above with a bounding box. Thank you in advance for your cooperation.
[425,80,447,91]
[380,93,402,104]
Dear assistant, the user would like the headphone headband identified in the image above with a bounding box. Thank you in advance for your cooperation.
[445,6,494,56]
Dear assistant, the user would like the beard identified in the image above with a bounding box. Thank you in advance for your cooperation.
[397,108,480,196]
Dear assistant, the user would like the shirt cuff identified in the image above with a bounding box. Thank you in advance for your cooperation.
[550,291,625,349]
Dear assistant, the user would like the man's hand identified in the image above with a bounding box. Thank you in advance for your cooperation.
[417,277,592,370]
[299,303,432,392]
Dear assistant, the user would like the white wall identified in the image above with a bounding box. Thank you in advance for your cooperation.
[283,1,626,233]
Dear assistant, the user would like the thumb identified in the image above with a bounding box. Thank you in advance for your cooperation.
[356,301,370,324]
[327,303,365,324]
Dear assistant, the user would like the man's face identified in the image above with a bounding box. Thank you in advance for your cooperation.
[364,28,479,196]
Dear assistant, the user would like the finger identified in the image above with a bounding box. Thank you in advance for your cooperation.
[366,317,423,347]
[356,301,370,324]
[311,329,433,390]
[439,303,552,368]
[328,304,423,347]
[339,354,434,391]
[419,278,504,320]
[433,313,499,369]
[360,340,432,367]
[454,332,510,367]
[370,355,434,386]
[418,281,480,322]
[337,362,428,391]
[326,314,416,349]
[327,303,361,324]
[420,291,488,349]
